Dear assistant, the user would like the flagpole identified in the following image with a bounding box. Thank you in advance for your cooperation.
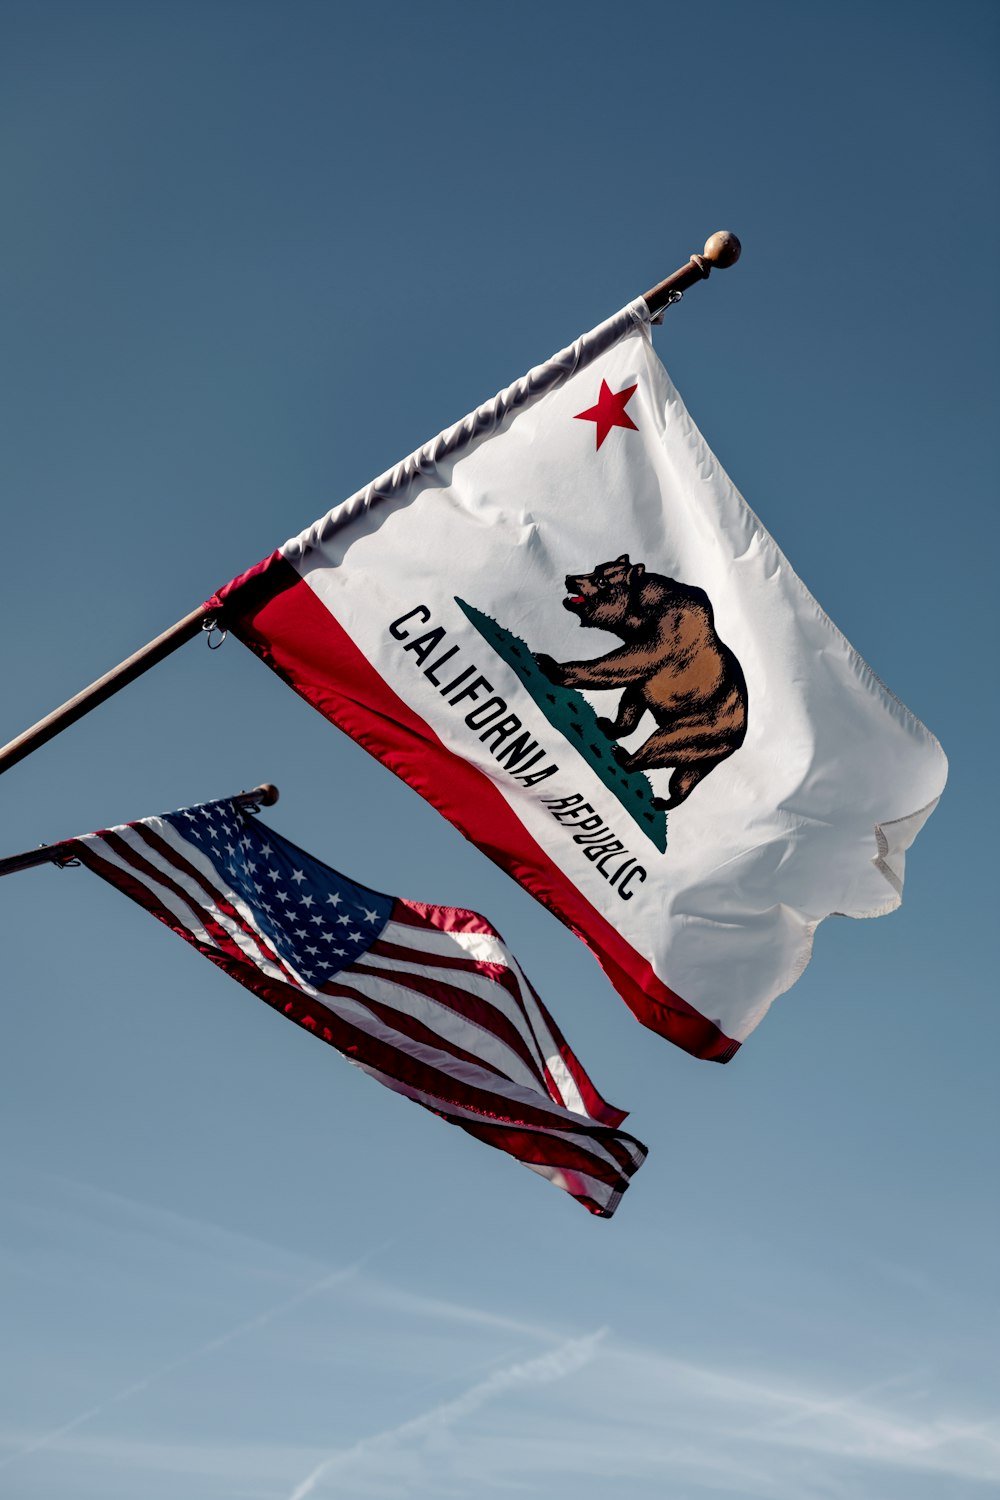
[0,231,741,779]
[0,782,279,878]
[0,603,215,777]
[642,231,741,315]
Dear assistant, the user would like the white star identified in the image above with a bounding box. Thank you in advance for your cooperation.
[276,890,291,904]
[268,868,280,881]
[348,930,362,942]
[337,913,351,927]
[311,913,325,926]
[260,843,272,857]
[291,868,306,885]
[246,860,257,874]
[362,907,380,924]
[333,947,346,957]
[226,842,235,856]
[295,927,308,939]
[306,945,319,955]
[182,810,197,822]
[301,894,315,908]
[326,892,342,907]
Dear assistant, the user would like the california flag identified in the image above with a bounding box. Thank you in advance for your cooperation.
[209,299,947,1063]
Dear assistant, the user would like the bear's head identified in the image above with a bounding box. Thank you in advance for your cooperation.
[563,554,646,631]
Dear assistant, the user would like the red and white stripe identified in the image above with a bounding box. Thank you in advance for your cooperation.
[72,816,646,1217]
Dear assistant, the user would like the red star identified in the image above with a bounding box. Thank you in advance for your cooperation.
[574,380,638,450]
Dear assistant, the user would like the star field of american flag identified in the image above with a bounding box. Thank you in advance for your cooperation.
[69,796,646,1216]
[164,799,393,985]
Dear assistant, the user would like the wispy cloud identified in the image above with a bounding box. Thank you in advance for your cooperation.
[4,1173,997,1500]
[0,1249,381,1474]
[285,1329,607,1500]
[3,1310,998,1500]
[282,1336,1000,1500]
[349,1275,566,1344]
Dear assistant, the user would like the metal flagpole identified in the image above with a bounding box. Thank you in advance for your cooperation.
[0,783,279,878]
[0,603,215,777]
[0,232,741,780]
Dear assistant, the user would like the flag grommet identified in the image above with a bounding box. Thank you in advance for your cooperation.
[201,615,228,650]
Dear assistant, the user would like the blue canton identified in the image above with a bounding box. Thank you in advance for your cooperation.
[162,800,394,985]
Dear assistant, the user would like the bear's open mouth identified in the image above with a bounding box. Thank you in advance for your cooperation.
[564,594,586,610]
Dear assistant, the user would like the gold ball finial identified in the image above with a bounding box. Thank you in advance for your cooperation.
[702,231,741,269]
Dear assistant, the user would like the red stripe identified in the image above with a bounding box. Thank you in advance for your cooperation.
[73,842,283,989]
[453,1119,642,1217]
[456,1116,644,1181]
[324,969,531,1086]
[317,974,630,1157]
[212,557,739,1063]
[131,824,301,985]
[391,898,504,940]
[368,932,624,1124]
[351,957,550,1088]
[506,964,627,1129]
[369,935,555,1070]
[389,894,626,1122]
[98,828,302,991]
[81,834,283,982]
[372,930,541,1032]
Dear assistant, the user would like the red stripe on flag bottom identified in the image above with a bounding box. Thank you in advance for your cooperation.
[453,1120,642,1218]
[215,556,739,1063]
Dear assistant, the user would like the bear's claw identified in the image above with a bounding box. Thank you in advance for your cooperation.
[534,653,561,684]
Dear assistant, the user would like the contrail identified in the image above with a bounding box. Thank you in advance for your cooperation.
[761,1369,920,1430]
[285,1327,607,1500]
[1,1244,388,1471]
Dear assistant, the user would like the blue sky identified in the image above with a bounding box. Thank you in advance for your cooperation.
[1,2,997,1497]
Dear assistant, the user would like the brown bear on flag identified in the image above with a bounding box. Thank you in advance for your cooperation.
[536,554,748,810]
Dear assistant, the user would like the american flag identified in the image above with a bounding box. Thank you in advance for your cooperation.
[70,797,646,1216]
